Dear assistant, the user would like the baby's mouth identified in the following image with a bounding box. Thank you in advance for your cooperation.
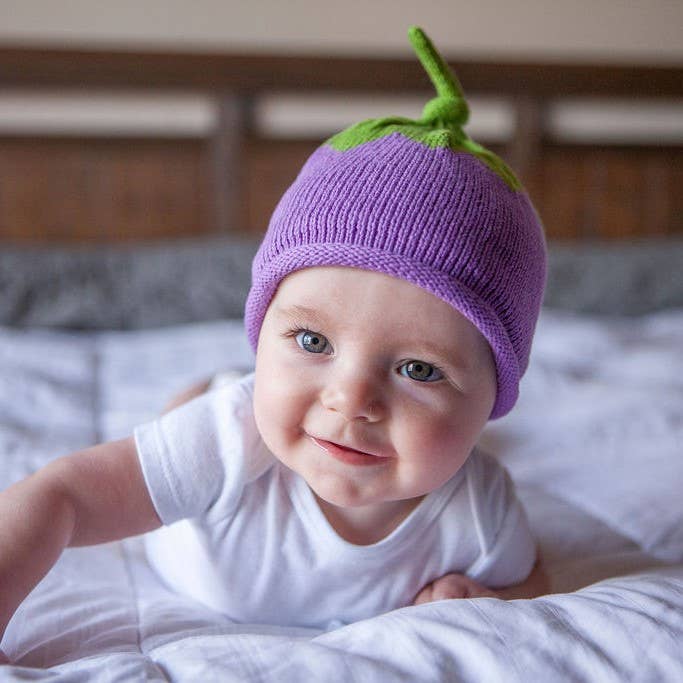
[307,435,391,467]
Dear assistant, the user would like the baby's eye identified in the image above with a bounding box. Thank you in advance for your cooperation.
[399,361,443,382]
[295,329,331,354]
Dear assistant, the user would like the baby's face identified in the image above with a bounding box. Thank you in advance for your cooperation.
[253,266,496,513]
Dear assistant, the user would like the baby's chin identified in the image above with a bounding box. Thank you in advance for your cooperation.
[303,471,384,507]
[313,488,380,510]
[308,474,424,513]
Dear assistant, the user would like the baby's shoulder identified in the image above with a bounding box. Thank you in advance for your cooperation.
[463,448,517,510]
[461,448,520,540]
[169,371,274,483]
[464,447,511,485]
[208,369,253,392]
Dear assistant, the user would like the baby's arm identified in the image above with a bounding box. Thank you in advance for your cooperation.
[413,453,551,605]
[0,437,160,639]
[495,559,550,599]
[412,559,550,604]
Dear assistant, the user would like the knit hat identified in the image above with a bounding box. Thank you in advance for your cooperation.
[245,26,546,419]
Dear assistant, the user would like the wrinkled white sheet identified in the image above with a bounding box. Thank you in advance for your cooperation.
[1,311,682,681]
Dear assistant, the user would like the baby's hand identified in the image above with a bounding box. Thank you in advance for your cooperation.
[413,573,499,605]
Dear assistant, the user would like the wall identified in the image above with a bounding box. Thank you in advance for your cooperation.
[0,0,682,142]
[0,0,682,64]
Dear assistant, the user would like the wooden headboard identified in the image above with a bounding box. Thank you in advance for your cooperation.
[0,46,681,243]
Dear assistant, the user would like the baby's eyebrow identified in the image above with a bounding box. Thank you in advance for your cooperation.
[274,304,327,324]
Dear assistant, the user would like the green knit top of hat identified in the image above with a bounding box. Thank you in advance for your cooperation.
[325,26,523,192]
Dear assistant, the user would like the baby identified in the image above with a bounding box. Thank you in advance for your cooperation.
[0,26,547,645]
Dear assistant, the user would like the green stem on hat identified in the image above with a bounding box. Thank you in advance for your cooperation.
[408,26,469,128]
[407,26,465,104]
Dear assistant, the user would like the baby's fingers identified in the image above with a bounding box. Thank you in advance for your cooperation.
[412,583,435,605]
[434,574,498,600]
[413,574,499,605]
[431,574,471,600]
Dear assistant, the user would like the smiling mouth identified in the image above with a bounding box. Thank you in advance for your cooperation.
[308,436,391,467]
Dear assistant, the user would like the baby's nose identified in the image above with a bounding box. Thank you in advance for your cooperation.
[320,371,384,422]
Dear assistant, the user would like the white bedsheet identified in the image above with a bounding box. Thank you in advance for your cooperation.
[1,311,682,681]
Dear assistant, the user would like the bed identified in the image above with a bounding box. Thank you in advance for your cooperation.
[1,44,682,681]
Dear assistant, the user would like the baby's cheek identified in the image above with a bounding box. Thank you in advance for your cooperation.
[403,413,471,473]
[255,382,307,452]
[406,405,462,451]
[254,383,287,446]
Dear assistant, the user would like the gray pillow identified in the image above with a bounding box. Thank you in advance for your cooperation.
[1,237,682,329]
[0,238,258,329]
[543,239,683,315]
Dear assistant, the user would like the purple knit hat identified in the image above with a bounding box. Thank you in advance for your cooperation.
[245,27,546,419]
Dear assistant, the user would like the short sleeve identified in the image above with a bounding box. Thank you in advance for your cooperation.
[134,375,265,525]
[464,450,537,588]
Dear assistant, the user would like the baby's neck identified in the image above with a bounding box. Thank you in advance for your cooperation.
[313,493,424,545]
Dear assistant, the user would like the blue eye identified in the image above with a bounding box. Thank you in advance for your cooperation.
[400,361,443,382]
[295,329,331,354]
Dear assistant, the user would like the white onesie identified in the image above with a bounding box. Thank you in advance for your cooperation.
[134,373,535,630]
